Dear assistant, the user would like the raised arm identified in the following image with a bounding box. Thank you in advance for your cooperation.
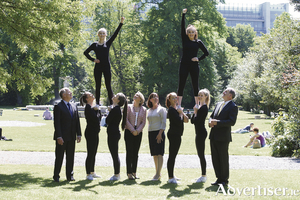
[106,17,125,45]
[181,9,188,41]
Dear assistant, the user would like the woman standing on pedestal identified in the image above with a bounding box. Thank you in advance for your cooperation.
[84,17,125,106]
[177,8,209,109]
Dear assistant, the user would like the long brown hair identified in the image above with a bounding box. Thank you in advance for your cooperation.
[117,93,128,130]
[147,93,159,108]
[79,92,89,106]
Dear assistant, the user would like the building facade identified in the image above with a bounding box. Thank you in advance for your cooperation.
[216,2,289,35]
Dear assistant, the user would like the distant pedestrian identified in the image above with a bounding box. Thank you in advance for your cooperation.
[43,107,52,120]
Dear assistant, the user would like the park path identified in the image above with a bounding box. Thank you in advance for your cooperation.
[0,151,299,170]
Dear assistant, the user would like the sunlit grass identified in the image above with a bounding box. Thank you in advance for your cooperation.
[0,108,272,156]
[0,165,299,200]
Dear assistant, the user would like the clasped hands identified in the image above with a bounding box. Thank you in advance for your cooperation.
[209,119,218,127]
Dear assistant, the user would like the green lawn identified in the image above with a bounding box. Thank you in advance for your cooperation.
[0,165,299,200]
[0,108,272,156]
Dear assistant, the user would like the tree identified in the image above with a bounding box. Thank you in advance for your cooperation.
[0,0,84,99]
[81,0,146,104]
[226,24,256,57]
[134,0,228,107]
[212,38,242,91]
[290,0,300,12]
[229,13,300,114]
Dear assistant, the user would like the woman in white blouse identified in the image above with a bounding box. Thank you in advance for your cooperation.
[146,92,167,181]
[124,91,147,180]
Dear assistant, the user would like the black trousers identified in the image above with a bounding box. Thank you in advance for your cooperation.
[177,62,199,96]
[53,140,75,179]
[85,133,99,174]
[124,129,143,174]
[94,66,113,105]
[108,135,120,174]
[167,134,182,178]
[195,133,207,175]
[210,139,230,183]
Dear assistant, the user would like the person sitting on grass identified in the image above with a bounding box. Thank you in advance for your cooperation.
[232,122,254,133]
[243,127,265,148]
[43,107,53,120]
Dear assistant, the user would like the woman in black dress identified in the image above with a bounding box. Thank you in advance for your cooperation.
[79,92,101,181]
[177,8,209,109]
[191,89,210,183]
[105,92,128,181]
[84,17,125,106]
[165,92,189,184]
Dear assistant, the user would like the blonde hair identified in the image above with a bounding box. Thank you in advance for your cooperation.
[97,28,107,35]
[135,91,145,106]
[198,89,210,107]
[186,24,198,40]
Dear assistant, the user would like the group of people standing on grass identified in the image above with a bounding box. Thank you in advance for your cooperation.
[53,8,238,187]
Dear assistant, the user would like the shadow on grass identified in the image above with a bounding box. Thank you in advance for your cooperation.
[98,180,124,186]
[139,180,161,186]
[0,172,45,190]
[159,182,204,199]
[71,179,99,194]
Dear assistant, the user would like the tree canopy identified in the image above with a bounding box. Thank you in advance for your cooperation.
[226,24,256,57]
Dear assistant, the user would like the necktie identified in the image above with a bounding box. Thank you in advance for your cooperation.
[67,103,73,118]
[218,102,225,116]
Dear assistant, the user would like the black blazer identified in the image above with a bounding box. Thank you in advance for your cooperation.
[209,101,238,142]
[53,100,82,141]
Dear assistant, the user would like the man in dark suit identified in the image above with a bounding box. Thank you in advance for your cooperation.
[53,88,82,182]
[209,88,238,186]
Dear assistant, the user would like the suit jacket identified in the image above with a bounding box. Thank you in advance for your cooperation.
[53,100,82,141]
[209,101,238,142]
[125,104,147,133]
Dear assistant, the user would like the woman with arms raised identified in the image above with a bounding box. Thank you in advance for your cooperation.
[84,17,125,106]
[177,8,209,109]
